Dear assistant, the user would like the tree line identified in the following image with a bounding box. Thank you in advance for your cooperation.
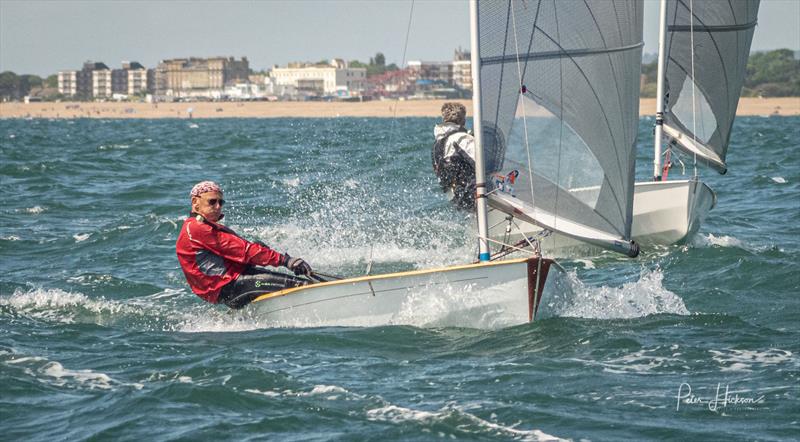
[640,48,799,98]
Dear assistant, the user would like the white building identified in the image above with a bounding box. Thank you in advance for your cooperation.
[270,59,366,97]
[263,76,296,100]
[224,82,264,100]
[58,71,78,96]
[92,69,112,99]
[127,69,148,95]
[452,59,472,90]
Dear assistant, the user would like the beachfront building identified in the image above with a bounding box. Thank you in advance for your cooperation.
[452,48,472,91]
[58,61,110,99]
[110,62,149,98]
[366,69,413,98]
[408,48,472,90]
[224,82,264,100]
[155,57,250,99]
[58,71,78,97]
[92,69,112,99]
[270,59,366,98]
[407,61,453,85]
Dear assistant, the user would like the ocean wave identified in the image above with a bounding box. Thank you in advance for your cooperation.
[689,233,777,254]
[3,350,143,391]
[366,403,565,441]
[709,348,795,373]
[585,346,684,375]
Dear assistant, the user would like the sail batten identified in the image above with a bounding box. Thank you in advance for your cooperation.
[481,42,644,65]
[477,0,643,252]
[661,0,760,173]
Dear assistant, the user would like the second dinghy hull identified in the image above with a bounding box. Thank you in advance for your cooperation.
[487,179,715,256]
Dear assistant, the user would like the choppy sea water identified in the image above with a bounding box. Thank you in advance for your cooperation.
[1,116,798,440]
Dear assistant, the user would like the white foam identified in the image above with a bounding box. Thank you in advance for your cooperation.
[575,259,595,269]
[710,349,794,372]
[692,233,746,249]
[281,177,301,188]
[2,235,21,241]
[3,351,142,391]
[97,143,130,150]
[73,233,91,242]
[307,384,348,395]
[543,268,689,319]
[0,287,205,332]
[0,288,128,323]
[22,206,46,214]
[366,404,564,441]
[40,361,114,390]
[583,347,681,374]
[244,388,281,397]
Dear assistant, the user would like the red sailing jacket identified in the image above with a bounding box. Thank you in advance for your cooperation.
[176,214,286,303]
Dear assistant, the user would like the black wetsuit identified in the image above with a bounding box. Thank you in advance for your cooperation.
[217,266,307,309]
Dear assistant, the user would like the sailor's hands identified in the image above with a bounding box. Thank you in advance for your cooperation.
[286,256,312,276]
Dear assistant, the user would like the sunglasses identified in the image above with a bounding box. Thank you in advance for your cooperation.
[205,198,226,207]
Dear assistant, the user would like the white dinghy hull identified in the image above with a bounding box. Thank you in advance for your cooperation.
[487,179,715,256]
[247,257,554,329]
[629,179,716,245]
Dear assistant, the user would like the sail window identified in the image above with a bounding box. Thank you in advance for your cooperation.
[671,76,717,145]
[504,94,604,209]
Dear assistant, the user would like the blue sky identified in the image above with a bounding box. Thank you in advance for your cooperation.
[1,0,798,76]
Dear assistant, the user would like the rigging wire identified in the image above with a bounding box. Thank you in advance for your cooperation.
[509,0,537,221]
[690,0,698,177]
[387,0,415,153]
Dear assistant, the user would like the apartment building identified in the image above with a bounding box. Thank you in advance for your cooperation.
[155,57,249,98]
[57,62,110,99]
[110,62,149,96]
[92,69,112,98]
[452,48,472,91]
[270,59,366,97]
[57,71,78,96]
[407,49,473,91]
[407,61,453,85]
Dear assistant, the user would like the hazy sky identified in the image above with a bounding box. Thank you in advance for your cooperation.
[1,0,798,76]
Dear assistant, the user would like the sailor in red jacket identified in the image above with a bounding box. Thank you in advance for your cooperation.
[176,181,312,309]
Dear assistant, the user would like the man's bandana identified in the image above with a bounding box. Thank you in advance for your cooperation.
[190,181,223,198]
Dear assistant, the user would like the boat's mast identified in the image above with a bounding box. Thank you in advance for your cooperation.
[653,0,668,180]
[469,0,490,261]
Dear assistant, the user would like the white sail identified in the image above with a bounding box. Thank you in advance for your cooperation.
[475,0,643,257]
[661,0,760,173]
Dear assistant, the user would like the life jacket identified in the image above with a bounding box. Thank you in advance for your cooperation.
[432,125,468,176]
[432,127,476,210]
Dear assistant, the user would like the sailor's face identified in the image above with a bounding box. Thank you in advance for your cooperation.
[193,191,225,222]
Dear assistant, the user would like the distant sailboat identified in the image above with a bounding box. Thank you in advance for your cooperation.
[481,0,643,257]
[639,0,760,244]
[487,0,760,254]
